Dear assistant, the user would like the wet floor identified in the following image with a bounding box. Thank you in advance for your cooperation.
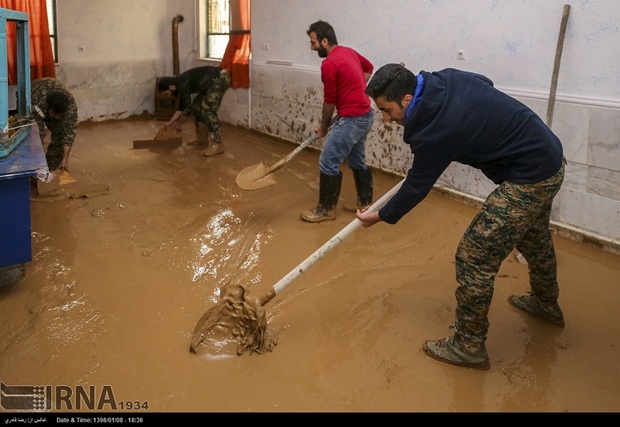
[1,117,619,412]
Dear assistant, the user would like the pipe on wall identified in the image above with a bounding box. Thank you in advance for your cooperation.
[172,14,184,76]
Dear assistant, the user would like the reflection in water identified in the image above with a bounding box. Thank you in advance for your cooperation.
[498,322,564,411]
[177,200,281,355]
[189,208,238,283]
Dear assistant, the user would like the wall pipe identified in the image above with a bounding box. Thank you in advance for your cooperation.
[172,14,184,76]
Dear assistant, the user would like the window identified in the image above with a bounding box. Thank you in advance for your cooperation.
[204,0,251,60]
[206,0,231,59]
[46,0,57,62]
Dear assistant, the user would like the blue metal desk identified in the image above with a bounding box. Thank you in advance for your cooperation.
[0,124,48,268]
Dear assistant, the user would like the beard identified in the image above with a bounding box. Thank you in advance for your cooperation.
[316,46,328,58]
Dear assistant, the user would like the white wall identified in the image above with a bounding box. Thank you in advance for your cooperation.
[249,0,620,251]
[55,0,198,120]
[51,0,620,251]
[58,0,198,69]
[252,0,620,103]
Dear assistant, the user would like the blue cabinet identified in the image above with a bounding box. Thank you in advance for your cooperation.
[0,124,47,270]
[0,7,42,286]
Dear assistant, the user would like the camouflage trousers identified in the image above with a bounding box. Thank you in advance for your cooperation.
[44,117,75,170]
[454,158,566,349]
[192,71,231,139]
[45,141,65,171]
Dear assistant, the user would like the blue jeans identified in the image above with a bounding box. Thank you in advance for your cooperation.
[319,111,374,175]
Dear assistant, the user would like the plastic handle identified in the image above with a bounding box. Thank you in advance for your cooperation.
[270,178,405,298]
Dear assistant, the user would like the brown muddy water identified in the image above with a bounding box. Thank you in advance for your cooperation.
[1,117,619,413]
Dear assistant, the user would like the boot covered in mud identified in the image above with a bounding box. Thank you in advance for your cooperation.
[188,121,210,146]
[300,172,342,223]
[202,131,225,157]
[423,335,490,371]
[508,293,565,327]
[343,168,373,212]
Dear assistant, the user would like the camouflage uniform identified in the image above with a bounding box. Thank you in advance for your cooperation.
[31,78,78,170]
[454,158,566,352]
[190,69,231,143]
[170,66,230,146]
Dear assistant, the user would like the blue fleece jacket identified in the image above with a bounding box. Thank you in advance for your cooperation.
[379,68,564,225]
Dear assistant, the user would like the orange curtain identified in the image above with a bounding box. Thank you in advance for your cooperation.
[220,0,250,89]
[0,0,56,84]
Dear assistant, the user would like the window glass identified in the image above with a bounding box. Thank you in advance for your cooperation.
[206,0,231,59]
[46,0,57,62]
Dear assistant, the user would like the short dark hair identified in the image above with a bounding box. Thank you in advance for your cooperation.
[46,91,71,115]
[366,63,417,104]
[307,20,338,46]
[158,76,178,93]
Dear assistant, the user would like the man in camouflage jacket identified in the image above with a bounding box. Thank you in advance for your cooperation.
[31,78,78,171]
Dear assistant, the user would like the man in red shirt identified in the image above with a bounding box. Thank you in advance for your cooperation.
[301,20,375,222]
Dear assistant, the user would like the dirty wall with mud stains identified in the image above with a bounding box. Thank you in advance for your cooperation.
[246,0,620,251]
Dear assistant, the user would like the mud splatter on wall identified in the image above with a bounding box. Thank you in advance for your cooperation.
[247,1,620,248]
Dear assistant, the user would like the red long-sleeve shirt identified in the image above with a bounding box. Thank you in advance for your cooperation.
[320,45,373,117]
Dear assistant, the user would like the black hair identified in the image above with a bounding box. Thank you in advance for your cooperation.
[366,63,417,105]
[46,91,71,115]
[158,76,178,93]
[307,20,338,46]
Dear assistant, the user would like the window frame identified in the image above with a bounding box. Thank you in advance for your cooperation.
[47,0,57,63]
[205,0,231,60]
[201,0,251,61]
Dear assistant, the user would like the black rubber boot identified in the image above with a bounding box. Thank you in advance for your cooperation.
[300,172,342,223]
[343,168,373,212]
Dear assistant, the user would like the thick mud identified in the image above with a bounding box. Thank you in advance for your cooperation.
[1,117,619,413]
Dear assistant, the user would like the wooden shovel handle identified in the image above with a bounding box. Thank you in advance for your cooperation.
[264,133,318,174]
[263,115,339,175]
[546,4,570,127]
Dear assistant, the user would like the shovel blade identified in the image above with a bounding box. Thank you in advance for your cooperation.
[36,170,77,194]
[133,126,182,149]
[235,162,278,190]
[154,126,182,140]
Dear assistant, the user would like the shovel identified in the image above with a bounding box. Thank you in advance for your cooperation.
[36,170,77,195]
[235,116,338,191]
[132,125,182,149]
[190,177,405,355]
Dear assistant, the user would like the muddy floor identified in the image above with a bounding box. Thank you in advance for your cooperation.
[1,117,619,413]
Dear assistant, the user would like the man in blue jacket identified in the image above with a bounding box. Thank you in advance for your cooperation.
[358,63,566,370]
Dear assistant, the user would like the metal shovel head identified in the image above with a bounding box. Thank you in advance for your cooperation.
[235,122,335,191]
[154,126,182,140]
[133,126,182,149]
[235,162,278,190]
